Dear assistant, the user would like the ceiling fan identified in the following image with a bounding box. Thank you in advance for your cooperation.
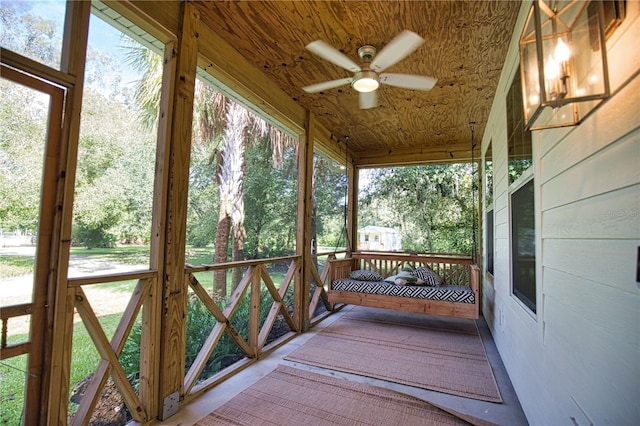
[302,30,437,109]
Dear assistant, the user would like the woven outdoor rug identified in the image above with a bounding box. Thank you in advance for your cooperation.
[196,365,478,425]
[284,307,503,403]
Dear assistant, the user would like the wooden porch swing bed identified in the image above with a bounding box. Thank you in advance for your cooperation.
[326,252,480,320]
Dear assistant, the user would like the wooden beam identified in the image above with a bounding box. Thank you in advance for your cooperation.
[138,38,175,419]
[352,142,481,167]
[157,2,199,419]
[67,270,157,287]
[23,82,61,397]
[296,111,315,331]
[258,264,297,349]
[196,25,305,137]
[103,0,179,43]
[248,268,261,357]
[185,255,298,273]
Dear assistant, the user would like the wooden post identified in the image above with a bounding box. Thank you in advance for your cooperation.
[249,267,261,357]
[157,2,199,420]
[296,111,315,331]
[45,2,91,424]
[139,39,177,419]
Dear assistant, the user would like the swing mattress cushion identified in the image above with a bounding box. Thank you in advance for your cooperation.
[331,279,475,304]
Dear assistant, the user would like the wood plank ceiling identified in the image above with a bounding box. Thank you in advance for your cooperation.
[194,1,521,165]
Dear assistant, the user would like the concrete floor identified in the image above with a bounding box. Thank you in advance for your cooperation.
[151,305,528,426]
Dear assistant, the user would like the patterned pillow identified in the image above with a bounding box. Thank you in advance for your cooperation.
[413,266,443,287]
[349,269,384,281]
[394,270,426,286]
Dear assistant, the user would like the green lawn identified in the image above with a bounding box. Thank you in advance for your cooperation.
[0,254,34,278]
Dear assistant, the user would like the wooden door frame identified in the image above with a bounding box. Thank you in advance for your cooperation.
[0,63,66,426]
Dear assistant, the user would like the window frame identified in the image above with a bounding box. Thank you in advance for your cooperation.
[508,168,537,316]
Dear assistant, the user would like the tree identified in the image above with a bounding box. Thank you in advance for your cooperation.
[128,46,297,297]
[211,100,297,295]
[244,140,298,259]
[0,4,59,68]
[72,86,156,248]
[311,154,348,250]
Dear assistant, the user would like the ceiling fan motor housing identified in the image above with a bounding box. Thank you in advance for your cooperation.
[357,45,377,61]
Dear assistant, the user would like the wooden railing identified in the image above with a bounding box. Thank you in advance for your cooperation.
[330,251,476,288]
[183,256,302,398]
[0,302,32,360]
[307,252,340,324]
[67,270,157,425]
[3,253,345,422]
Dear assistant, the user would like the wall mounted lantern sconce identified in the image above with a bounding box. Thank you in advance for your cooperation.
[519,0,612,130]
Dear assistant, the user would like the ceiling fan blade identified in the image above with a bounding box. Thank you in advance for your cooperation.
[302,77,353,93]
[306,40,361,73]
[359,90,377,109]
[370,30,424,73]
[379,73,437,90]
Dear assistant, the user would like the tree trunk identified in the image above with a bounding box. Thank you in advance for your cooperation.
[231,235,243,291]
[214,212,231,298]
[217,102,248,295]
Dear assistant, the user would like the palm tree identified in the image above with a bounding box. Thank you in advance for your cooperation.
[127,43,296,298]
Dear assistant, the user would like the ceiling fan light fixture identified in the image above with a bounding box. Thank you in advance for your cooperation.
[352,70,379,92]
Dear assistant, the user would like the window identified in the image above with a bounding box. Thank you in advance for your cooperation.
[486,209,494,276]
[312,148,348,252]
[71,11,161,271]
[507,68,532,185]
[485,142,494,275]
[507,68,536,313]
[358,164,475,254]
[511,179,536,312]
[0,1,67,70]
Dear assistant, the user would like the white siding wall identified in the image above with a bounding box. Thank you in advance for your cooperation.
[482,2,640,425]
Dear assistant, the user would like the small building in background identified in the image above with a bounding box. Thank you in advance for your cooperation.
[357,226,402,251]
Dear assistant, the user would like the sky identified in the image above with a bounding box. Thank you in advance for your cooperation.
[7,0,140,89]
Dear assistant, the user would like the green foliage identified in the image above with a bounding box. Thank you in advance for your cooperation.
[508,159,532,184]
[243,140,298,258]
[0,78,48,233]
[72,87,156,248]
[72,226,117,249]
[0,254,34,279]
[359,164,476,254]
[0,353,27,425]
[1,9,158,248]
[313,153,348,250]
[0,4,60,68]
[186,142,220,248]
